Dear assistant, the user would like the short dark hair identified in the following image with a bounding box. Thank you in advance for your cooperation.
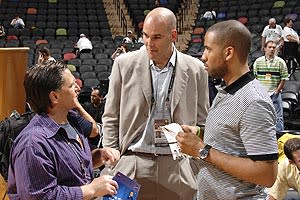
[24,61,67,114]
[206,20,251,64]
[264,40,275,48]
[284,137,300,161]
[94,83,108,97]
[120,43,129,52]
[284,18,292,26]
[39,46,51,57]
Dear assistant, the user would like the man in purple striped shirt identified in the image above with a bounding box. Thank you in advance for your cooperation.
[7,61,120,199]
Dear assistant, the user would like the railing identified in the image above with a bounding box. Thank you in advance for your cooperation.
[112,0,127,36]
[120,9,127,35]
[177,0,193,34]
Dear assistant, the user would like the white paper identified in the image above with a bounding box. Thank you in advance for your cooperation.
[161,123,184,160]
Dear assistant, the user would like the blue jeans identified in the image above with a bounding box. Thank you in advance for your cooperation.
[271,93,284,133]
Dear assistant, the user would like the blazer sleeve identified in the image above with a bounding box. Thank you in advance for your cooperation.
[102,58,122,150]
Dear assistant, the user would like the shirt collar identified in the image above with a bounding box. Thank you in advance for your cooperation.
[224,71,255,95]
[265,55,274,62]
[150,45,176,70]
[36,111,80,139]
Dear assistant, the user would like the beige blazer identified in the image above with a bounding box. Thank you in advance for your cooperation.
[102,48,209,154]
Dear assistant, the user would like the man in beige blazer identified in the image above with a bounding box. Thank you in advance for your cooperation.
[102,7,209,200]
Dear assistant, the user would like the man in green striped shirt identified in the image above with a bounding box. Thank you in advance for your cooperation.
[253,40,289,133]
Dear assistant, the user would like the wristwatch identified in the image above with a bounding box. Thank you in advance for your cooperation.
[198,144,212,160]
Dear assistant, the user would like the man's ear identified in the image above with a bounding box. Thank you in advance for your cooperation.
[49,91,59,105]
[224,46,234,60]
[289,159,295,165]
[171,29,177,42]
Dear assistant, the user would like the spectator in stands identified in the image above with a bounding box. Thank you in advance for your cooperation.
[261,18,283,55]
[84,86,107,150]
[201,8,216,21]
[282,18,300,63]
[8,61,120,199]
[102,7,209,200]
[253,40,288,134]
[111,43,128,60]
[74,33,93,56]
[0,23,5,38]
[84,86,106,124]
[37,47,56,64]
[122,30,136,44]
[10,15,25,29]
[267,137,300,200]
[176,20,278,199]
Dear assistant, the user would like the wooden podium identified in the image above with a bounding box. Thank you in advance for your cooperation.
[0,47,29,120]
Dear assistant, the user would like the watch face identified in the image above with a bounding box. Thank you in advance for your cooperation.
[200,148,209,159]
[199,144,211,159]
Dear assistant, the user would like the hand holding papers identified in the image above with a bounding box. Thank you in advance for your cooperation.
[160,123,184,160]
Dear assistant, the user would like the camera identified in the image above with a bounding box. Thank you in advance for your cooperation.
[116,48,122,53]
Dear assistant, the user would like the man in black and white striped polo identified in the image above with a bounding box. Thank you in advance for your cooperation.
[177,20,278,200]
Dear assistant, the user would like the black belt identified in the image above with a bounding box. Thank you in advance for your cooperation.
[124,150,170,157]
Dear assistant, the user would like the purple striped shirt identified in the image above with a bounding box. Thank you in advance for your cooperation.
[8,110,93,200]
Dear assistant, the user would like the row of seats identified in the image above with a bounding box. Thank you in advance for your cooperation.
[282,70,300,129]
[0,0,119,76]
[4,27,112,39]
[0,0,112,40]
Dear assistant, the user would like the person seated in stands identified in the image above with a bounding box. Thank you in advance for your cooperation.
[7,61,120,199]
[201,8,216,21]
[267,137,300,200]
[74,33,93,56]
[10,15,25,29]
[282,18,300,64]
[83,86,106,125]
[111,43,128,60]
[37,47,56,64]
[261,18,283,55]
[0,23,5,38]
[122,30,136,45]
[83,85,107,150]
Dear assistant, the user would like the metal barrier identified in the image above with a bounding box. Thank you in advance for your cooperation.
[177,0,192,34]
[112,0,128,36]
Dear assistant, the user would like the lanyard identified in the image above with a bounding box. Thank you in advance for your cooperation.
[150,56,176,108]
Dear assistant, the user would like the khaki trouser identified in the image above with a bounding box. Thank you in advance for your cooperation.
[0,174,9,200]
[109,153,197,200]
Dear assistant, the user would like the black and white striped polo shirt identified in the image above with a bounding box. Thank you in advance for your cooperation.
[197,72,278,200]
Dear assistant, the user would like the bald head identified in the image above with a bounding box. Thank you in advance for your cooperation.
[269,18,276,24]
[144,7,176,31]
[268,18,276,28]
[142,7,177,67]
[206,20,251,64]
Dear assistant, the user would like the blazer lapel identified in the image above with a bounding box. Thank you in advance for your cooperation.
[171,52,189,115]
[137,51,152,108]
